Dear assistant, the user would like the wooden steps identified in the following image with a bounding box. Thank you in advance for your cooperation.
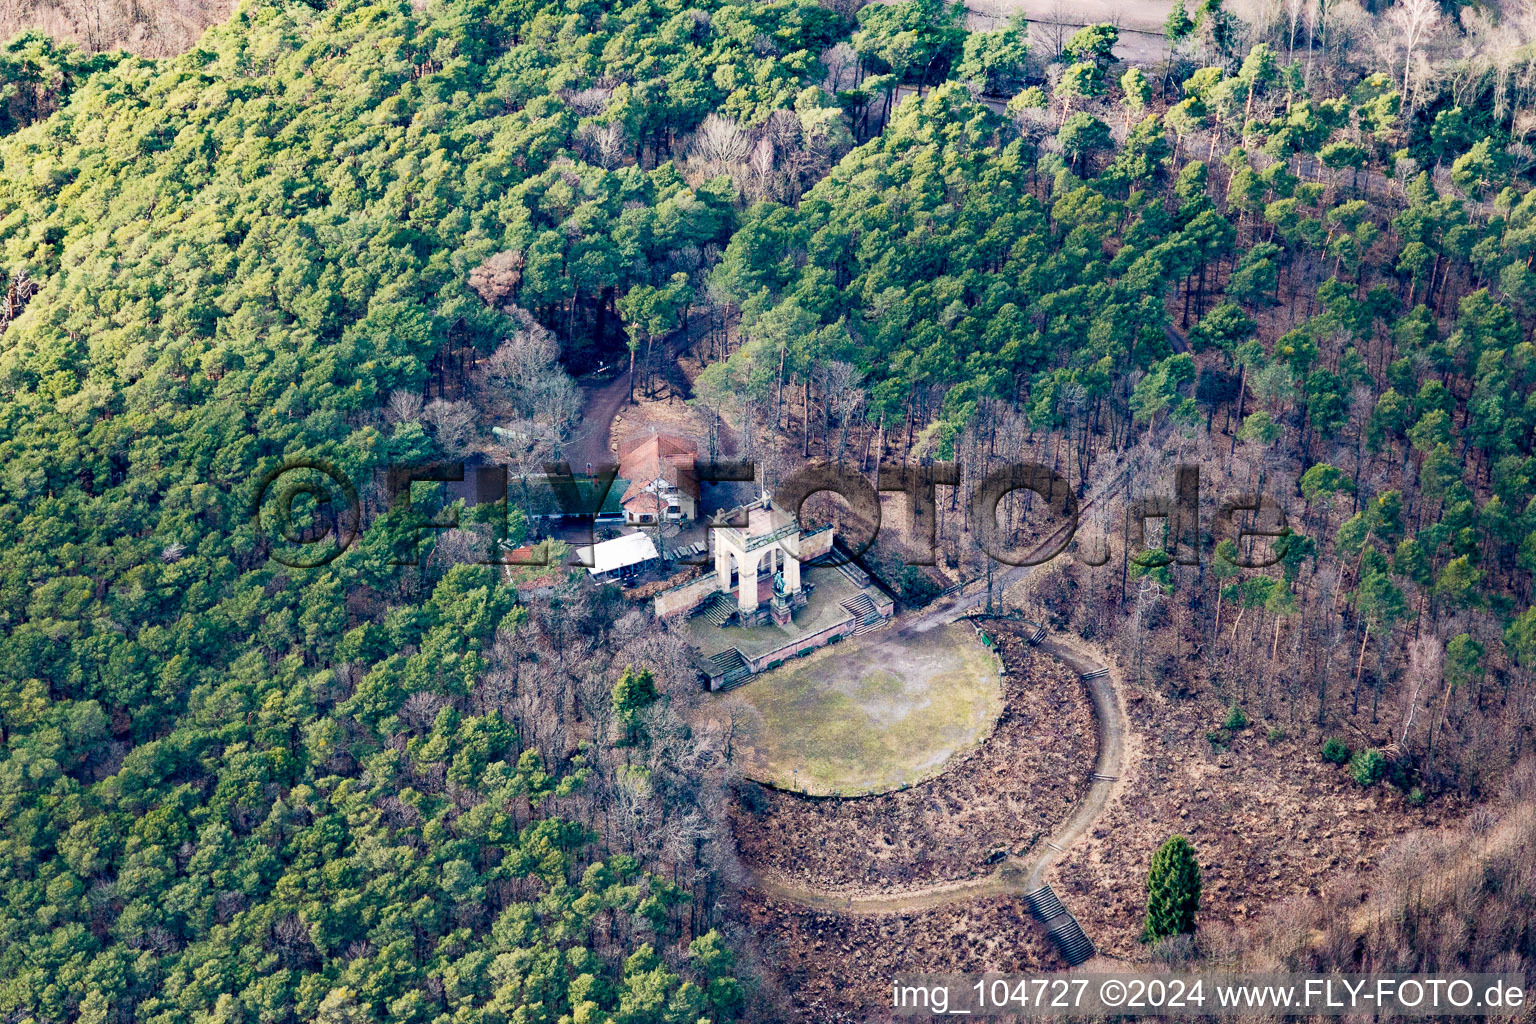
[1025,885,1067,920]
[1025,884,1096,967]
[1045,914,1096,966]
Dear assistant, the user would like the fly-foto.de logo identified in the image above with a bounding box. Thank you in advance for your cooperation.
[248,459,1291,571]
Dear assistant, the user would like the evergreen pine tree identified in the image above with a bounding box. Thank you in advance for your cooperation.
[1165,0,1195,42]
[612,664,660,740]
[1143,836,1202,941]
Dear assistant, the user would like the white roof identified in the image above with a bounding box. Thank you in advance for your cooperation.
[582,532,660,575]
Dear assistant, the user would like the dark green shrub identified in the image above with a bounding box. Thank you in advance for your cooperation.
[1321,737,1351,764]
[1348,748,1387,786]
[898,566,944,607]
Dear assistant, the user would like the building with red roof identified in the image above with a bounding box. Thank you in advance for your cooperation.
[616,430,699,524]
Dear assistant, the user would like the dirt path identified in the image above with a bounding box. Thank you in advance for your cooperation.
[965,0,1172,63]
[1024,638,1126,890]
[567,368,630,473]
[742,462,1136,913]
[567,328,700,472]
[745,631,1130,914]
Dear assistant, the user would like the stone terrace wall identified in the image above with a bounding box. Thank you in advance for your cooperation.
[626,565,705,603]
[743,613,855,673]
[798,525,834,561]
[654,573,723,618]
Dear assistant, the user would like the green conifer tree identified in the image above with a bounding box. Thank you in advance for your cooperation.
[1143,836,1202,941]
[612,664,660,740]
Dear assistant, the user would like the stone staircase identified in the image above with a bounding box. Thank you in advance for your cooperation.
[841,593,884,635]
[832,558,870,588]
[699,592,735,626]
[707,648,752,689]
[1025,885,1096,966]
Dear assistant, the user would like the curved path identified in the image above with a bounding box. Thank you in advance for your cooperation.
[745,630,1131,915]
[745,466,1138,914]
[592,315,1142,914]
[567,325,700,472]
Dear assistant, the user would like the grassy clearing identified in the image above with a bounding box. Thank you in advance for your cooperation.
[711,621,1003,795]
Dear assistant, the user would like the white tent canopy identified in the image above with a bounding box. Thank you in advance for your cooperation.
[582,532,659,576]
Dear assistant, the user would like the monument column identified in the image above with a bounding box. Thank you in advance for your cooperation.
[782,544,801,594]
[736,549,761,614]
[714,538,732,595]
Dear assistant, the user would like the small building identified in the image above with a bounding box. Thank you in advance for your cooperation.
[617,431,698,524]
[581,532,660,583]
[649,497,892,690]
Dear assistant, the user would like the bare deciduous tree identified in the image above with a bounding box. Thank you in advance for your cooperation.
[476,322,579,440]
[575,120,627,168]
[1380,0,1442,110]
[748,136,777,200]
[819,360,865,462]
[484,327,561,399]
[691,113,751,166]
[820,41,858,92]
[421,398,477,456]
[1285,0,1309,57]
[1399,634,1443,746]
[1032,1,1071,62]
[566,86,613,116]
[386,389,424,424]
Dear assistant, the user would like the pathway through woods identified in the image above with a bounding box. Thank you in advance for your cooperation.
[964,0,1172,63]
[744,634,1130,914]
[567,323,705,472]
[745,469,1137,913]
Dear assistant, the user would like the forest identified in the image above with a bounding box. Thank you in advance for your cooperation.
[1,0,1536,1019]
[0,0,851,1018]
[697,14,1536,801]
